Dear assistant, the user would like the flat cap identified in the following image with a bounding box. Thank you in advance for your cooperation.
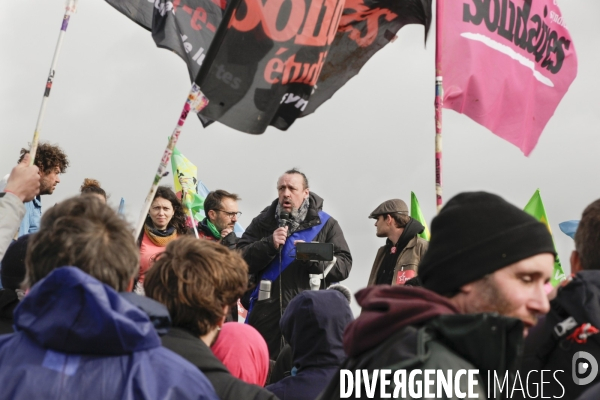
[368,199,409,219]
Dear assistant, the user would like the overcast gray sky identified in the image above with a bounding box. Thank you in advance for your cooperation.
[1,1,598,314]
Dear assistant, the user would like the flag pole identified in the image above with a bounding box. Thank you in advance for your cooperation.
[189,209,200,239]
[29,0,79,164]
[434,0,444,213]
[134,83,208,238]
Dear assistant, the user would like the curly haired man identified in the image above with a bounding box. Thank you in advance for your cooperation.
[14,142,69,236]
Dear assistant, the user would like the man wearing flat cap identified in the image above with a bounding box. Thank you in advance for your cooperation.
[367,199,428,286]
[320,192,556,400]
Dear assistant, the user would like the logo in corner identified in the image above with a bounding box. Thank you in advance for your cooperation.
[572,351,599,386]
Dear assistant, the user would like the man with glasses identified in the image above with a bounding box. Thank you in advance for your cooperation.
[199,190,243,322]
[198,190,242,250]
[367,199,428,286]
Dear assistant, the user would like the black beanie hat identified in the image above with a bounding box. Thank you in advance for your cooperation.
[419,192,556,295]
[1,234,30,290]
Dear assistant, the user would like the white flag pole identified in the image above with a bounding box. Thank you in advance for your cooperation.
[134,84,208,238]
[29,0,79,163]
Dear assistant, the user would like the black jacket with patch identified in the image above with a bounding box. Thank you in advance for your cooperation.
[520,271,600,399]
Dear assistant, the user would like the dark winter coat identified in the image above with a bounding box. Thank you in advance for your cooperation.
[266,290,353,400]
[367,219,429,286]
[520,271,600,399]
[0,267,219,400]
[237,192,352,359]
[0,289,18,334]
[269,344,293,385]
[318,285,524,400]
[161,327,279,400]
[197,217,240,322]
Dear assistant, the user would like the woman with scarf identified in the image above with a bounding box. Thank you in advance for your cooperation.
[137,186,187,293]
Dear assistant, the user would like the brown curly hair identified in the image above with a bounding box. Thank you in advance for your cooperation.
[19,142,69,174]
[144,237,248,336]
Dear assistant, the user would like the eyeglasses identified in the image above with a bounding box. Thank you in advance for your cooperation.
[215,209,242,218]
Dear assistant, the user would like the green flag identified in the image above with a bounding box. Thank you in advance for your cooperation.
[410,192,430,241]
[171,146,205,219]
[524,189,565,286]
[169,145,245,236]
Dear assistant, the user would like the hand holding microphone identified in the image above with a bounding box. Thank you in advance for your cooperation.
[273,227,288,249]
[273,211,290,249]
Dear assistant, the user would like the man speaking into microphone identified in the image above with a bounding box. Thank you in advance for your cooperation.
[238,169,352,359]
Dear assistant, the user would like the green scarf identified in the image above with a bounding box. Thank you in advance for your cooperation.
[206,219,221,239]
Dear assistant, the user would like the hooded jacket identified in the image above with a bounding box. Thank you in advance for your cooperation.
[238,192,352,358]
[266,290,354,400]
[520,271,600,399]
[319,285,524,400]
[211,322,271,386]
[0,267,218,400]
[162,327,278,400]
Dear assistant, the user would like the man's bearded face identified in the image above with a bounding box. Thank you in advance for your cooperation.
[277,173,309,213]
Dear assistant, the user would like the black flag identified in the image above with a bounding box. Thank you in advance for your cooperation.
[105,0,230,83]
[106,0,431,133]
[300,0,432,116]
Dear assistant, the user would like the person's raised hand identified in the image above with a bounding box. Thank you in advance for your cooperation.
[221,228,233,238]
[5,154,40,202]
[273,226,288,249]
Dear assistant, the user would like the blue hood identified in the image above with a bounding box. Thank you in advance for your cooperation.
[14,267,161,355]
[280,290,353,371]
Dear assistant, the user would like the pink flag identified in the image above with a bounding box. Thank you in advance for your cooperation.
[440,0,577,155]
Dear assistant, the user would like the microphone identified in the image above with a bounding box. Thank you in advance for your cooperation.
[277,211,290,252]
[278,211,291,228]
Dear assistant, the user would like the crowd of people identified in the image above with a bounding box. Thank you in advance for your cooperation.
[1,142,600,400]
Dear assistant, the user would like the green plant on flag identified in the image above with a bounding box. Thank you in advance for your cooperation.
[524,189,565,286]
[410,192,430,241]
[171,146,205,220]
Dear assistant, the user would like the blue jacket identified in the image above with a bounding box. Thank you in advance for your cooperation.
[0,267,219,400]
[18,196,41,237]
[266,290,354,400]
